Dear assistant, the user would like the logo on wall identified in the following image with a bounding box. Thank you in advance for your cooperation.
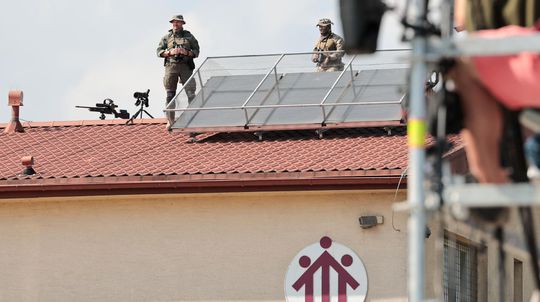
[285,236,368,302]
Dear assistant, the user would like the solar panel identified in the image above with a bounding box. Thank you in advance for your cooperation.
[167,52,409,133]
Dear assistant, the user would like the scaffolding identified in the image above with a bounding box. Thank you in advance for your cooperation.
[404,0,540,301]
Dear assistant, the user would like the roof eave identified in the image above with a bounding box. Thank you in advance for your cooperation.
[0,170,407,199]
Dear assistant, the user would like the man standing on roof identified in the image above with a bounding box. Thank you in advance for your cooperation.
[157,14,200,121]
[312,18,345,72]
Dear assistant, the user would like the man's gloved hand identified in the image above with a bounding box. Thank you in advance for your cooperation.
[322,56,330,66]
[177,48,189,56]
[169,48,188,56]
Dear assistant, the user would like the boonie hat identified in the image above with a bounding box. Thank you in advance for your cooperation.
[170,15,185,24]
[316,18,334,27]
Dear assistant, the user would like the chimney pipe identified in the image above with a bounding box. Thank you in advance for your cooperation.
[4,90,24,134]
[21,156,36,176]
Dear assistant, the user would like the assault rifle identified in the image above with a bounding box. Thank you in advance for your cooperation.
[314,48,326,66]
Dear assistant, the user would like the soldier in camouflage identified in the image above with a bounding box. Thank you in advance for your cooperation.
[311,18,345,72]
[157,15,200,121]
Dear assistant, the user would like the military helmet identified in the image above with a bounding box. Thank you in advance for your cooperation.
[169,15,185,24]
[316,18,334,27]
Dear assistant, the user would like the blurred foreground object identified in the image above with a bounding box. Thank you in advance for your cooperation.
[339,0,387,53]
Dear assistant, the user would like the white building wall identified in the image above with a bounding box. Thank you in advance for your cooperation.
[0,190,409,302]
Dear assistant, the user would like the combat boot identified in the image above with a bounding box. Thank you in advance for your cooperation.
[166,90,176,125]
[187,90,196,103]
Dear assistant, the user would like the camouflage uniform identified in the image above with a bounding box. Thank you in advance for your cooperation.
[313,18,345,72]
[157,15,200,117]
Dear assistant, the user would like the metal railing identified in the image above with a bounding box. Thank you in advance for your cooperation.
[164,50,410,130]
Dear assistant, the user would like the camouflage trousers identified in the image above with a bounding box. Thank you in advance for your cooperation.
[316,64,344,72]
[163,62,196,102]
[163,62,196,122]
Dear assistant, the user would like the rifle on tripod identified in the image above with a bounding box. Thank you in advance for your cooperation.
[76,99,130,120]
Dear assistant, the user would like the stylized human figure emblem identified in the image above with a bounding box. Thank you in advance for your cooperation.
[285,236,367,302]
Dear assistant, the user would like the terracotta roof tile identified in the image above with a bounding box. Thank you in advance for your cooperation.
[0,119,462,182]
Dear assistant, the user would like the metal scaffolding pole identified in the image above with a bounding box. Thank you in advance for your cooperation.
[407,0,428,301]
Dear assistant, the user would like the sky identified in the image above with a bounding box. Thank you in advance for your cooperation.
[0,0,409,123]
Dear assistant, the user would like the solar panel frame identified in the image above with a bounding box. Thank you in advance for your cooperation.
[166,51,410,133]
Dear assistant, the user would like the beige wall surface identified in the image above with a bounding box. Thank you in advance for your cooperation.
[0,190,409,302]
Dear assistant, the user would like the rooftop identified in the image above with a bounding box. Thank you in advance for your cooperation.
[0,118,464,197]
[0,51,466,197]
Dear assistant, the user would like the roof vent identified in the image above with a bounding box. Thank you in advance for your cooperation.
[4,90,24,134]
[21,156,36,176]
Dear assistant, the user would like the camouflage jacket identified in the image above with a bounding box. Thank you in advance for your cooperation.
[156,29,200,65]
[313,32,345,66]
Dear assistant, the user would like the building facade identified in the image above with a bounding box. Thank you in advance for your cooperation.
[0,117,536,301]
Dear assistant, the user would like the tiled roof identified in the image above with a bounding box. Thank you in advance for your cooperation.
[0,119,463,183]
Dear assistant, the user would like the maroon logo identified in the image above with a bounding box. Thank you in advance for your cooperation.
[292,236,360,302]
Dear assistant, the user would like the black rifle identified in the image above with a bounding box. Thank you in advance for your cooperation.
[76,99,130,120]
[314,48,326,66]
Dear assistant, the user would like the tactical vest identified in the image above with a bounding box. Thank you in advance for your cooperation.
[314,33,342,52]
[313,33,344,69]
[165,30,196,67]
